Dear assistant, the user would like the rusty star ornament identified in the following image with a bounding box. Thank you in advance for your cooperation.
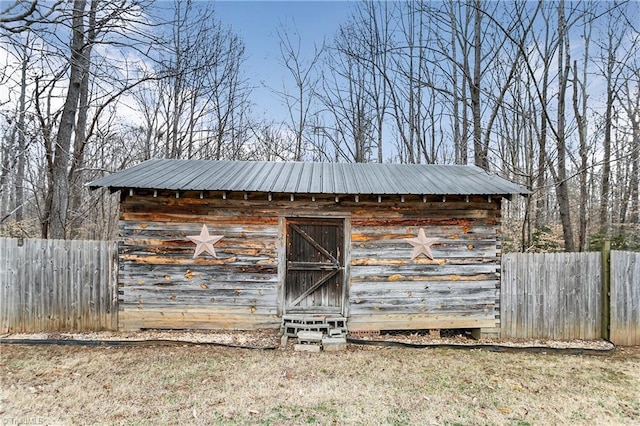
[187,224,224,258]
[405,228,439,260]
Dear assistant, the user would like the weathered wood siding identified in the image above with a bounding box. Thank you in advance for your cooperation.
[285,219,345,313]
[610,250,640,346]
[347,197,501,331]
[501,252,602,340]
[118,192,280,330]
[0,238,117,333]
[118,192,502,331]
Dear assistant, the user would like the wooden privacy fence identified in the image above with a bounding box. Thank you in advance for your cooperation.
[502,250,640,345]
[0,238,118,333]
[610,251,640,346]
[1,237,639,344]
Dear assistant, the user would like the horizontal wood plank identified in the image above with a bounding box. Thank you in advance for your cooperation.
[118,193,502,331]
[348,313,497,331]
[119,307,280,331]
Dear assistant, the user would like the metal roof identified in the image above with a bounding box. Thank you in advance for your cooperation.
[87,159,530,196]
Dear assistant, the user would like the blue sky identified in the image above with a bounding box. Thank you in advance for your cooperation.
[0,0,358,139]
[213,1,356,119]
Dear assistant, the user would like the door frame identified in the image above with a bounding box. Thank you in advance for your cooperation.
[277,212,351,317]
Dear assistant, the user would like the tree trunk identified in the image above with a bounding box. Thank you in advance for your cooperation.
[573,60,588,252]
[628,82,640,223]
[471,0,486,170]
[555,0,575,252]
[46,0,86,239]
[449,1,462,164]
[534,11,553,230]
[15,40,28,223]
[68,0,96,238]
[599,33,615,235]
[631,120,640,224]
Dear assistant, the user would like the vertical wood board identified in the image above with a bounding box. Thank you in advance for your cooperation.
[0,238,117,332]
[610,251,640,346]
[501,252,602,340]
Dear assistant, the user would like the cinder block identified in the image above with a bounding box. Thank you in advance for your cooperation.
[285,324,330,337]
[302,316,326,324]
[329,328,346,337]
[322,337,347,351]
[283,314,304,322]
[297,330,324,342]
[294,344,322,352]
[325,317,347,328]
[298,324,330,332]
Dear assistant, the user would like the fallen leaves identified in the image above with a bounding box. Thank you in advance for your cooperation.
[498,406,512,414]
[0,340,637,426]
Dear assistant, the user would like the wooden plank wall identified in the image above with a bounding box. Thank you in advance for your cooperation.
[501,252,602,340]
[610,250,640,346]
[2,232,636,342]
[119,192,502,332]
[118,193,281,330]
[285,220,344,312]
[348,196,502,332]
[0,238,118,333]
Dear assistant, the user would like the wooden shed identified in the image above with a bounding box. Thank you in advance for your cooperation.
[89,159,528,337]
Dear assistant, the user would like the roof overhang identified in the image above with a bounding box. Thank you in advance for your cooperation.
[88,159,531,200]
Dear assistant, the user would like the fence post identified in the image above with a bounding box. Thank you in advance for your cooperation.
[601,240,611,340]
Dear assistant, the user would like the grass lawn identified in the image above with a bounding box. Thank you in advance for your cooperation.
[1,343,639,425]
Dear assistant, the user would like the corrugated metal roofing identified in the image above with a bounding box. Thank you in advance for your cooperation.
[87,159,530,196]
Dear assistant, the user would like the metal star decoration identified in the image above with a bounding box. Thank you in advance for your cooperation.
[405,228,439,260]
[186,224,224,258]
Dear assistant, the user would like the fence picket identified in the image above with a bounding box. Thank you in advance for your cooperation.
[610,251,640,346]
[501,252,603,341]
[0,238,118,333]
[502,251,639,345]
[1,237,638,344]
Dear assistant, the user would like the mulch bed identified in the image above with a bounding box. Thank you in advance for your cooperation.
[1,328,616,351]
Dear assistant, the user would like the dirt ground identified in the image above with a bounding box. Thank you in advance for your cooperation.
[1,332,639,425]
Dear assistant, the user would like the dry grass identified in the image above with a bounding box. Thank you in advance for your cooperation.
[1,342,639,425]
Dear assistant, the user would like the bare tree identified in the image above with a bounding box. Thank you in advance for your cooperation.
[597,13,617,235]
[0,1,62,35]
[129,0,251,162]
[1,0,157,238]
[327,1,392,163]
[276,21,324,161]
[572,9,592,251]
[363,1,392,164]
[620,79,640,225]
[551,0,576,251]
[320,22,376,162]
[611,8,640,228]
[44,0,89,239]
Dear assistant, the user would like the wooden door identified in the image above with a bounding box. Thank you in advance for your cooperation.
[285,218,345,313]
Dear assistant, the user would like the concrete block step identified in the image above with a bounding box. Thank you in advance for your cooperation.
[283,315,326,325]
[322,337,347,351]
[294,344,322,353]
[329,327,347,337]
[283,323,330,337]
[281,315,348,338]
[325,317,347,328]
[297,330,324,342]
